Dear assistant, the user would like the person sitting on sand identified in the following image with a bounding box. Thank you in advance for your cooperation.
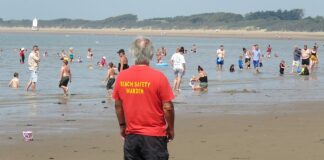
[190,65,208,91]
[59,60,72,96]
[9,72,19,89]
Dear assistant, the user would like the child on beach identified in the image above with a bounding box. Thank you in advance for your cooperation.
[279,60,285,75]
[8,72,19,88]
[238,56,244,70]
[59,60,72,96]
[230,64,235,72]
[105,62,116,96]
[300,65,310,76]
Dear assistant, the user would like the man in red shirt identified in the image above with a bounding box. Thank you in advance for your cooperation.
[113,37,175,160]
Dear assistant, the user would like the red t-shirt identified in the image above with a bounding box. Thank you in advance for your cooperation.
[113,65,174,137]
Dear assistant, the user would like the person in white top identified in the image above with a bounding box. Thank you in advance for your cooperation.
[26,45,40,91]
[171,47,186,91]
[216,45,225,70]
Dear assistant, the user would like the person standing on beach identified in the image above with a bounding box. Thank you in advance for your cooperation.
[291,46,301,73]
[69,47,74,63]
[113,37,175,160]
[252,44,261,73]
[105,62,116,96]
[87,48,93,60]
[216,45,225,70]
[26,45,40,91]
[171,46,186,91]
[301,45,311,73]
[243,48,252,69]
[59,59,72,96]
[19,48,25,64]
[266,44,272,58]
[279,60,286,75]
[117,49,129,72]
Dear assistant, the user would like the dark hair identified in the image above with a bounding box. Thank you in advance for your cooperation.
[108,62,114,68]
[179,46,184,53]
[14,72,18,77]
[243,48,246,51]
[198,65,204,71]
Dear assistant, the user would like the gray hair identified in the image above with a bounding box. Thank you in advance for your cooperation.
[129,36,154,65]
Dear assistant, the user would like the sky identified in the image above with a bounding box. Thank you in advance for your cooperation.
[0,0,323,20]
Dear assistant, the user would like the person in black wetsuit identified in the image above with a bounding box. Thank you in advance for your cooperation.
[117,49,129,72]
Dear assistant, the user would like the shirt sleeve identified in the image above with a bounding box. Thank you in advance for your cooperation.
[159,74,175,102]
[112,77,121,100]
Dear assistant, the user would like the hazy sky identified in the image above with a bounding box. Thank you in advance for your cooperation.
[0,0,323,20]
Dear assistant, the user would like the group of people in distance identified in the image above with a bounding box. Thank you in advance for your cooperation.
[7,40,320,96]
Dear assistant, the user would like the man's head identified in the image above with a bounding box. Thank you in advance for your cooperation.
[220,45,224,50]
[32,45,39,52]
[304,45,308,50]
[130,37,154,65]
[14,72,19,78]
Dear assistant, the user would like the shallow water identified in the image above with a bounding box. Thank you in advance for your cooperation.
[0,32,324,120]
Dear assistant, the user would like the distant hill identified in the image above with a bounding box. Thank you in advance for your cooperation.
[1,9,324,32]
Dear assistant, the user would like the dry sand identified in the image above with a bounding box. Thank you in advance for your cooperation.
[1,101,324,160]
[1,27,324,40]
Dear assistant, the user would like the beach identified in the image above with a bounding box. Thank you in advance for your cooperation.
[1,101,324,160]
[1,32,324,160]
[1,27,324,40]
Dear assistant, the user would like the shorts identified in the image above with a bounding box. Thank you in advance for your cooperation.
[124,134,169,160]
[302,58,310,66]
[216,58,224,65]
[106,78,115,90]
[59,76,70,87]
[292,60,300,67]
[199,82,208,88]
[253,60,259,68]
[280,68,284,74]
[30,70,38,83]
[245,58,251,67]
[174,68,184,78]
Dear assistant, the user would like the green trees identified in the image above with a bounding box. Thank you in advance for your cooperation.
[0,9,323,32]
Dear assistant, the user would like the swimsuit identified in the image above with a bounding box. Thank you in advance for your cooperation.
[199,76,208,88]
[118,63,129,72]
[59,76,69,87]
[106,78,115,90]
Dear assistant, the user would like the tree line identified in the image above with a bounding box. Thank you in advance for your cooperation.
[1,9,324,32]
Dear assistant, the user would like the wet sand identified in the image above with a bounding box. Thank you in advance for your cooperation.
[1,101,324,160]
[1,27,324,40]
